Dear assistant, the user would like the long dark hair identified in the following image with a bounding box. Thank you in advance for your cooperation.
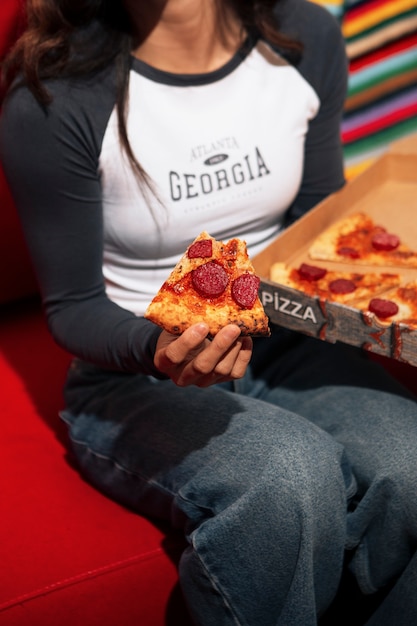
[1,0,302,185]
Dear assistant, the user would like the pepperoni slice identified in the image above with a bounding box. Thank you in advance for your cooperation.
[329,278,356,294]
[298,263,327,281]
[371,232,400,252]
[337,246,360,259]
[231,273,260,308]
[191,261,229,297]
[368,298,399,319]
[188,239,213,259]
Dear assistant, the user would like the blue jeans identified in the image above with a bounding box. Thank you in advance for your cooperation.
[61,330,417,625]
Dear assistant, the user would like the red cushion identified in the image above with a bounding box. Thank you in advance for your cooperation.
[0,0,24,57]
[0,301,190,625]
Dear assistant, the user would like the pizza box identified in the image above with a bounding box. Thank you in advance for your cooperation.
[388,132,417,156]
[252,133,417,366]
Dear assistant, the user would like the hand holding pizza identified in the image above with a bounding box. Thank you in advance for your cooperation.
[154,323,253,388]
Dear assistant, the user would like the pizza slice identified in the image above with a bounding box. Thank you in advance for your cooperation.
[354,281,417,328]
[308,212,417,268]
[270,261,401,305]
[144,231,270,337]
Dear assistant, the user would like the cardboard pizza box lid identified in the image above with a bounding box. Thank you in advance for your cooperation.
[388,132,417,156]
[253,148,417,366]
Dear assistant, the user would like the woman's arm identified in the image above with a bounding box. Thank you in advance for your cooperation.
[0,79,164,375]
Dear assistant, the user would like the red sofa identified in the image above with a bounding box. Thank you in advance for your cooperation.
[0,298,191,626]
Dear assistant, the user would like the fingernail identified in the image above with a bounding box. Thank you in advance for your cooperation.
[224,325,241,340]
[194,323,209,336]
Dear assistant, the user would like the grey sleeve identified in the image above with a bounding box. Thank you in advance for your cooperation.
[0,81,164,375]
[277,0,348,225]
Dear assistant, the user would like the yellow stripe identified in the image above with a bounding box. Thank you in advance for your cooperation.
[345,158,377,180]
[346,15,417,58]
[309,0,344,6]
[343,0,417,38]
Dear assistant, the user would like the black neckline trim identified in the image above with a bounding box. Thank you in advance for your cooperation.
[130,35,258,87]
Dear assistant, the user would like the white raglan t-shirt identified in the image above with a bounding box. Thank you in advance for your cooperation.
[100,39,319,315]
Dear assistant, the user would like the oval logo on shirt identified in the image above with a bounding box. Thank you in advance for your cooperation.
[204,154,229,166]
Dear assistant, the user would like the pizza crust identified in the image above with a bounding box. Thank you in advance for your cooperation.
[145,295,269,336]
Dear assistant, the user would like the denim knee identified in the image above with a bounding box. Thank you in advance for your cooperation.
[348,466,417,594]
[173,424,351,624]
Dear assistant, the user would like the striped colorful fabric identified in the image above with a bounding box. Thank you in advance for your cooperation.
[310,0,417,178]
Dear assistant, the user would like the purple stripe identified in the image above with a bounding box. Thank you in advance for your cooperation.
[342,87,417,132]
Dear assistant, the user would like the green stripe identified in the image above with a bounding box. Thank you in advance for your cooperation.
[347,57,417,97]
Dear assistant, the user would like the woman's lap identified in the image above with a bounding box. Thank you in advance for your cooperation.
[61,360,349,623]
[61,349,350,524]
[60,330,417,623]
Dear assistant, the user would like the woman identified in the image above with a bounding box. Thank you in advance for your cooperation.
[1,1,417,624]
